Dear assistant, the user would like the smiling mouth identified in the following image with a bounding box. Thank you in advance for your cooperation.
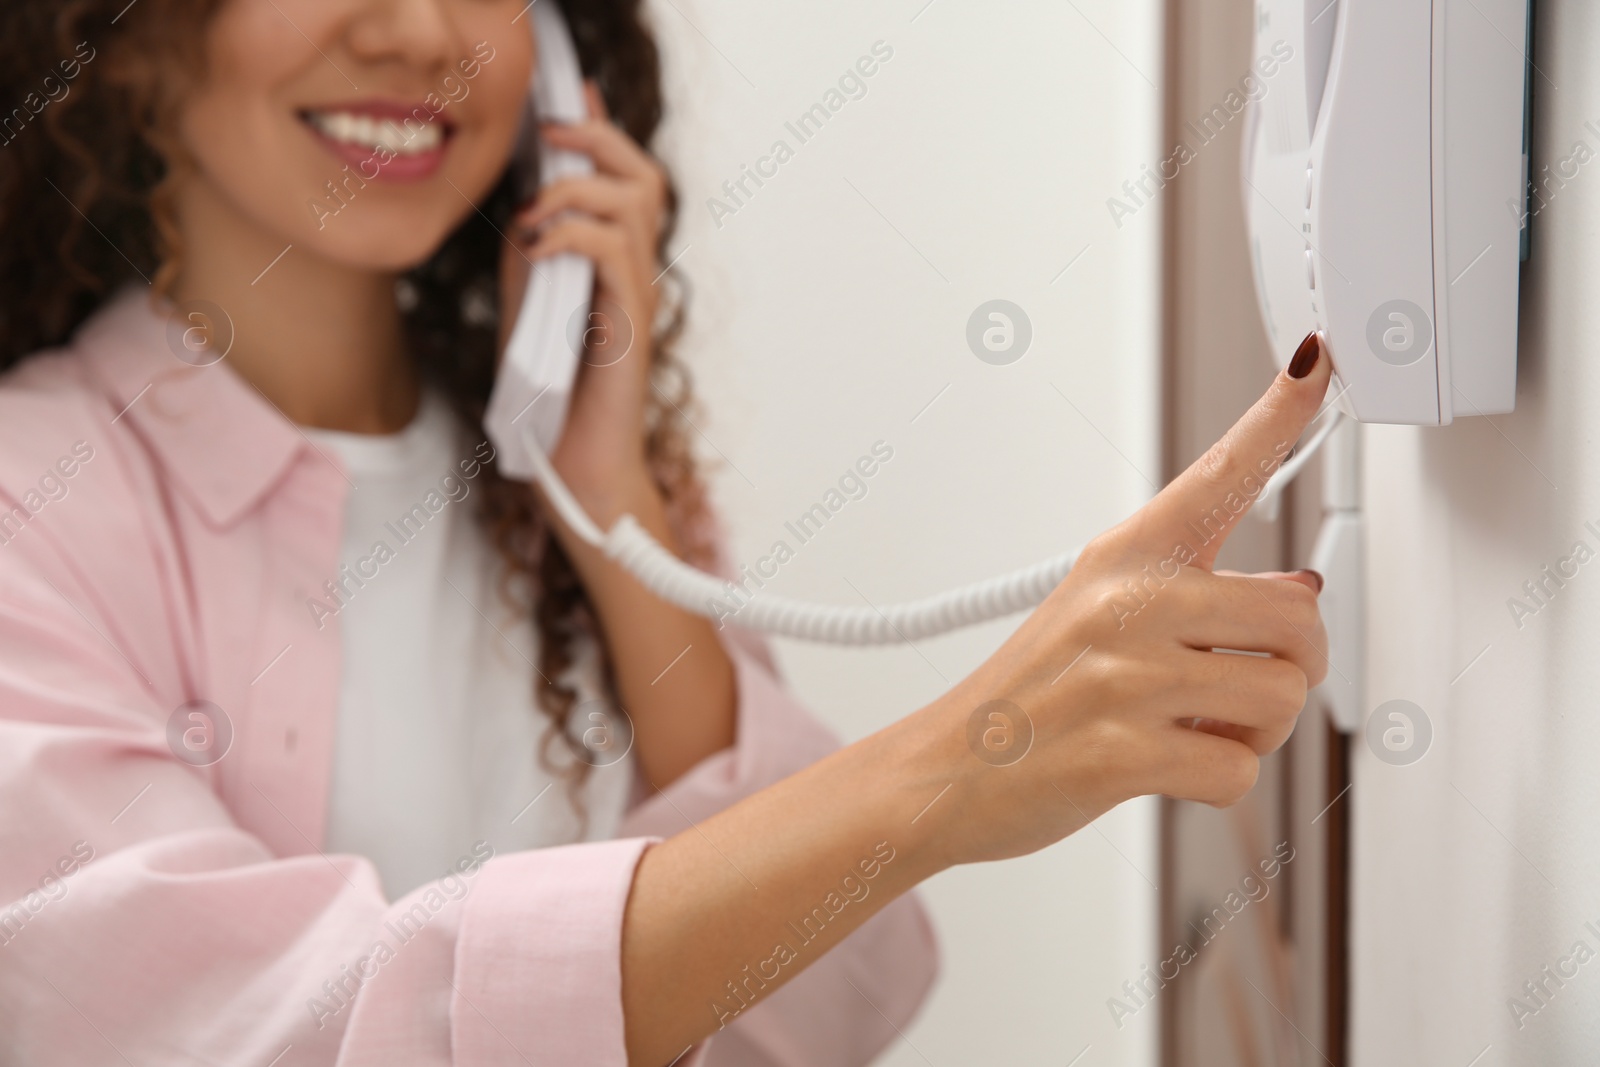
[300,104,456,180]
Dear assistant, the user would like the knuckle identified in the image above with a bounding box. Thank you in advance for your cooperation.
[1303,649,1330,688]
[1088,579,1166,643]
[1081,717,1130,763]
[1082,648,1135,703]
[1082,717,1143,789]
[1074,533,1117,572]
[648,161,670,199]
[1281,582,1321,631]
[1087,583,1130,631]
[1264,662,1308,724]
[1187,440,1236,497]
[1278,663,1310,712]
[1213,654,1256,705]
[548,215,584,239]
[1212,748,1260,807]
[1162,570,1209,617]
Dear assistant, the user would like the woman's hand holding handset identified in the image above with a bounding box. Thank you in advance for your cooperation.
[499,81,669,524]
[622,336,1334,1065]
[499,84,741,791]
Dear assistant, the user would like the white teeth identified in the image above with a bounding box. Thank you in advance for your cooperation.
[377,120,409,149]
[307,110,445,156]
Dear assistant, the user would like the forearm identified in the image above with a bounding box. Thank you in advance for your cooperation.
[539,470,737,789]
[620,708,951,1066]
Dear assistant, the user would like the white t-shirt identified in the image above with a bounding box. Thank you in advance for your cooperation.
[307,390,634,898]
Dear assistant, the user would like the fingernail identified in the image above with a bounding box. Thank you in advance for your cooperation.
[1301,569,1325,594]
[1287,331,1322,379]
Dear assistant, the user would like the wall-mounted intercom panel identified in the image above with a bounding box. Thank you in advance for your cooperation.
[1246,0,1531,425]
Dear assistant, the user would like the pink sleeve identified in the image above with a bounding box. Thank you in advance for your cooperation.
[620,558,940,1066]
[0,554,655,1067]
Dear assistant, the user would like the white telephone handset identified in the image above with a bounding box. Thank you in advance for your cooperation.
[483,1,594,479]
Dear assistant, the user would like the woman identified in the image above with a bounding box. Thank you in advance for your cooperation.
[0,0,1332,1063]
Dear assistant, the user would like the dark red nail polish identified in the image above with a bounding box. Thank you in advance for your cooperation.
[1302,569,1325,594]
[1288,331,1321,379]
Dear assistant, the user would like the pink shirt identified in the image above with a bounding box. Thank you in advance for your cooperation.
[0,289,936,1066]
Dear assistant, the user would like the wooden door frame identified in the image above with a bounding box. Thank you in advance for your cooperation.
[1156,1,1350,1062]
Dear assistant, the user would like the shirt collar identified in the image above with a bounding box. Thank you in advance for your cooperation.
[75,287,314,530]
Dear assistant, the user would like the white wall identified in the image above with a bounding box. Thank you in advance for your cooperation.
[1354,2,1600,1062]
[650,1,1164,1063]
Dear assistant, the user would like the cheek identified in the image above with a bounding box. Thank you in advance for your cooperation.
[443,25,532,197]
[180,3,319,200]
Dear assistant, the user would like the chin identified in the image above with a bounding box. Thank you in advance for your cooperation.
[303,214,468,273]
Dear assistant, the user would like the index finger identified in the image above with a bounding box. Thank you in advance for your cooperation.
[1127,331,1332,570]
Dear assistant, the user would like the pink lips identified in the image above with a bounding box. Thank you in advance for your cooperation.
[302,101,455,183]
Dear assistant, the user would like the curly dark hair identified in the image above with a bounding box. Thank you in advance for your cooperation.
[0,0,710,807]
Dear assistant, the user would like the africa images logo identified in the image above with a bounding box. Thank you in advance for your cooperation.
[1365,299,1433,367]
